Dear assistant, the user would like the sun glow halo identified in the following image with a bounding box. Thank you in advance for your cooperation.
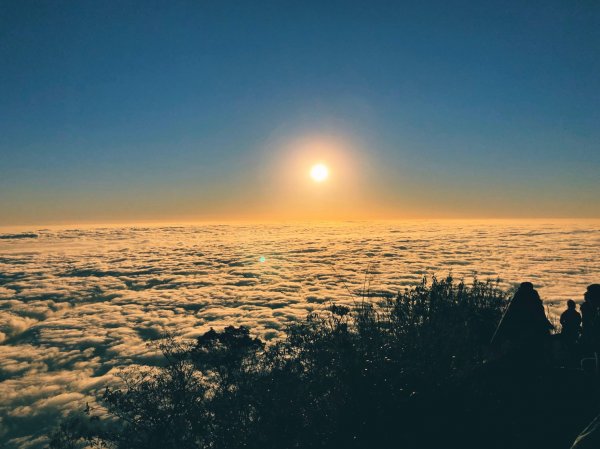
[310,163,329,182]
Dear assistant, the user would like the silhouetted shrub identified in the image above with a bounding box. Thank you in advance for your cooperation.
[49,276,595,449]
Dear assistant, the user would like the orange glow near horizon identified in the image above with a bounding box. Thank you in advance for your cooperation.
[2,125,597,226]
[255,132,379,220]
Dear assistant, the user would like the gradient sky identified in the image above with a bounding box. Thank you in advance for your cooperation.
[1,0,599,225]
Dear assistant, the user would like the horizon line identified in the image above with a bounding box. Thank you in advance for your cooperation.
[2,216,600,230]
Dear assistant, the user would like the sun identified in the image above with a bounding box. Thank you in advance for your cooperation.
[310,163,329,182]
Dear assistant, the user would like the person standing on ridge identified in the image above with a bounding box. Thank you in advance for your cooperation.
[561,300,582,345]
[491,282,554,367]
[580,284,600,353]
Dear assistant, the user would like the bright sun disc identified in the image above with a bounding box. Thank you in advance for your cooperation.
[310,163,329,182]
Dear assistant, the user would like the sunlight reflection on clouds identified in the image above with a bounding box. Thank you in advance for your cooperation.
[0,220,598,448]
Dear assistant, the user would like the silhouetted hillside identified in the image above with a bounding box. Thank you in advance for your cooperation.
[46,277,599,449]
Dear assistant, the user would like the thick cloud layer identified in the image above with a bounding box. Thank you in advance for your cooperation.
[0,221,599,448]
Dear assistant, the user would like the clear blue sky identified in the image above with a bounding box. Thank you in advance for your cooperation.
[1,0,598,224]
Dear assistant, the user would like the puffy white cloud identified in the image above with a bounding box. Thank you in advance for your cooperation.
[0,313,38,341]
[0,221,599,448]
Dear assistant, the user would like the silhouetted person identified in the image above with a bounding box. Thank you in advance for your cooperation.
[580,284,600,352]
[560,300,582,345]
[491,282,553,367]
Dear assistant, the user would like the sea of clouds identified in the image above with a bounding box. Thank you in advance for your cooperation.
[1,220,599,448]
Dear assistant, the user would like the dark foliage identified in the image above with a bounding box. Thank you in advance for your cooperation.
[46,277,599,449]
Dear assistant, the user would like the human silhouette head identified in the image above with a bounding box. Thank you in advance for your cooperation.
[519,282,534,292]
[585,284,600,299]
[584,284,600,307]
[517,282,540,301]
[567,299,576,310]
